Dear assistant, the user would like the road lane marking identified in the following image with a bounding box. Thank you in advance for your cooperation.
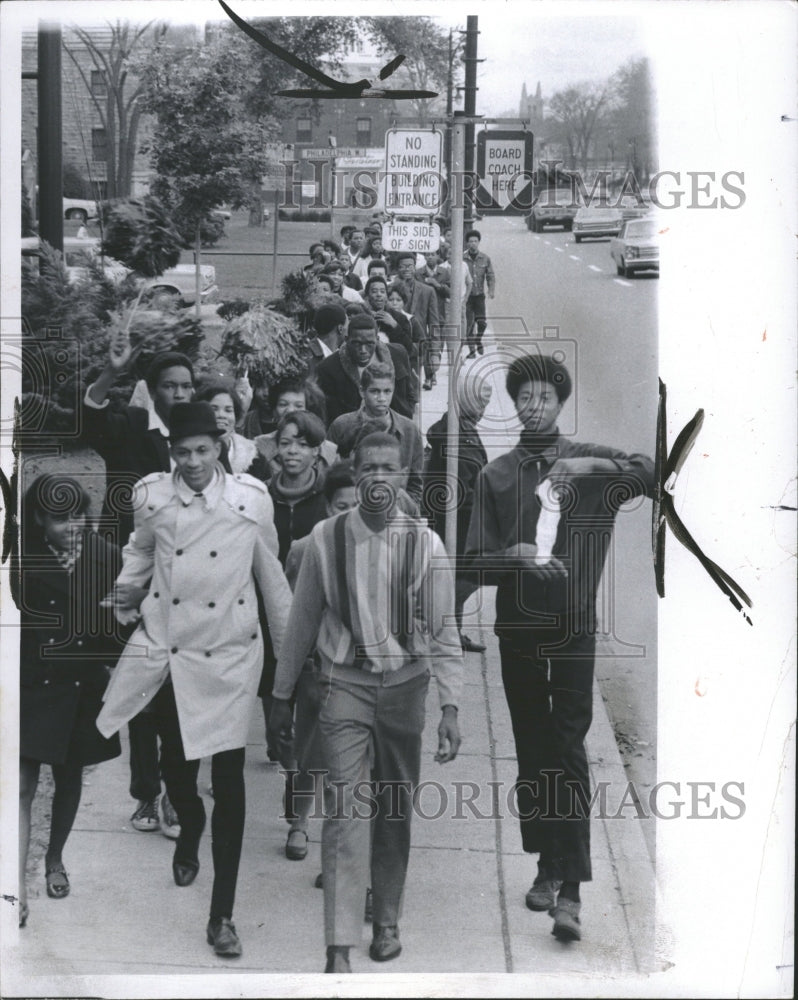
[613,278,633,287]
[569,255,581,261]
[554,247,564,253]
[588,265,603,272]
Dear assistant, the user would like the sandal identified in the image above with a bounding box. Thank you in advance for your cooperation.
[45,864,70,899]
[285,829,308,861]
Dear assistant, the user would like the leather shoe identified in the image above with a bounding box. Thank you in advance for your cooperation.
[285,828,308,861]
[369,924,402,962]
[460,633,486,653]
[325,945,352,973]
[172,856,199,887]
[551,898,582,942]
[525,875,561,911]
[206,916,242,957]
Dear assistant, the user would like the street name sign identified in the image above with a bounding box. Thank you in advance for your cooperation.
[300,147,370,159]
[475,130,534,214]
[382,221,441,253]
[383,129,443,214]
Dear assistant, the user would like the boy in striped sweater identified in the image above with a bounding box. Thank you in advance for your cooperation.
[270,431,463,973]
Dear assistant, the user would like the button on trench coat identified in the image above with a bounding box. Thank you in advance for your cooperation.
[97,471,292,759]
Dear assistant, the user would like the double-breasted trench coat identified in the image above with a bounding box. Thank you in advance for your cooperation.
[96,469,292,759]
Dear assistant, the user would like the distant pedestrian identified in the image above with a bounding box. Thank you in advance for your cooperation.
[270,431,463,973]
[463,229,495,357]
[97,402,293,958]
[393,253,439,384]
[17,475,123,928]
[464,353,654,942]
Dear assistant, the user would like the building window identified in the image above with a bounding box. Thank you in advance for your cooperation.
[92,128,108,162]
[356,117,372,146]
[296,117,312,143]
[90,69,106,97]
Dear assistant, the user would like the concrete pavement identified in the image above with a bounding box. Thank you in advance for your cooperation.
[5,344,662,995]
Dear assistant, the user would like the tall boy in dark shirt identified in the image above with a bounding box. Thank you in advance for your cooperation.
[464,353,654,942]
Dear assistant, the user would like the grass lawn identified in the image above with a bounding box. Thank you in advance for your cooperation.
[77,206,376,304]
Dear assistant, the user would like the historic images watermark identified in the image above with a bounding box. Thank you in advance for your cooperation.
[278,160,746,213]
[282,771,747,822]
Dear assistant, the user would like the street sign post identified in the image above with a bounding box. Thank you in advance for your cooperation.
[475,130,534,214]
[382,221,440,253]
[382,129,443,215]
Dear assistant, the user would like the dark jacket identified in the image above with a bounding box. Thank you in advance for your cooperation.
[268,469,328,567]
[316,342,414,424]
[424,411,488,551]
[464,434,654,638]
[19,530,124,765]
[397,278,440,338]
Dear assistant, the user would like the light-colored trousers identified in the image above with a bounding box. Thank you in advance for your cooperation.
[318,671,429,946]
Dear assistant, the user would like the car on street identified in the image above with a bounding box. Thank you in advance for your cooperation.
[526,189,578,232]
[571,206,623,242]
[609,217,661,277]
[24,236,219,307]
[63,197,100,222]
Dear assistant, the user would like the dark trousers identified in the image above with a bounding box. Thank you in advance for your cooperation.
[498,635,595,883]
[149,682,246,921]
[128,710,160,802]
[465,294,487,350]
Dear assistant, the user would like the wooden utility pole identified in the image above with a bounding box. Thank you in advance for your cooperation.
[38,21,63,253]
[462,17,479,226]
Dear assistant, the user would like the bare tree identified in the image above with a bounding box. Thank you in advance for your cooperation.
[546,81,612,172]
[63,21,168,199]
[364,17,463,125]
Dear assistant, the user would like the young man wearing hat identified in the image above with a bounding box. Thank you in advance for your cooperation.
[84,331,199,839]
[464,354,654,942]
[97,401,293,958]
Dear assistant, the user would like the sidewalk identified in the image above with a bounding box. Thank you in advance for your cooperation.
[5,347,659,995]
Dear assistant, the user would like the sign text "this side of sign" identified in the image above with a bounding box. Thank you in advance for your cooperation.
[382,221,441,253]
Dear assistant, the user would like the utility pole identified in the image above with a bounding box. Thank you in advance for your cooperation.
[38,21,63,253]
[444,112,468,558]
[442,29,454,220]
[462,16,479,226]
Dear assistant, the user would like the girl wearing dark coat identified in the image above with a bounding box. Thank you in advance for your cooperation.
[259,411,329,765]
[17,474,123,927]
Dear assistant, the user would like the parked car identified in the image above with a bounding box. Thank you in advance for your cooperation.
[609,217,661,277]
[29,237,219,306]
[63,197,100,222]
[526,190,578,232]
[210,206,232,221]
[571,206,623,242]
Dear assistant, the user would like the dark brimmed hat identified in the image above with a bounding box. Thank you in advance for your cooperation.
[168,402,225,442]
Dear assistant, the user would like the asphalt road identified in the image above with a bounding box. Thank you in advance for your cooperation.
[476,213,659,861]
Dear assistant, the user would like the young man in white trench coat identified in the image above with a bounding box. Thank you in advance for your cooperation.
[97,402,292,957]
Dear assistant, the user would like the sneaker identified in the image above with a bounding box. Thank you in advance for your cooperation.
[423,380,433,391]
[130,798,160,832]
[160,793,181,840]
[431,374,437,386]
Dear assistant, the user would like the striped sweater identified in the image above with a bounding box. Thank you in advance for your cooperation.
[272,508,463,708]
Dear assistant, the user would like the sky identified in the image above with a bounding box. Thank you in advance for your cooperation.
[7,0,648,118]
[431,4,647,115]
